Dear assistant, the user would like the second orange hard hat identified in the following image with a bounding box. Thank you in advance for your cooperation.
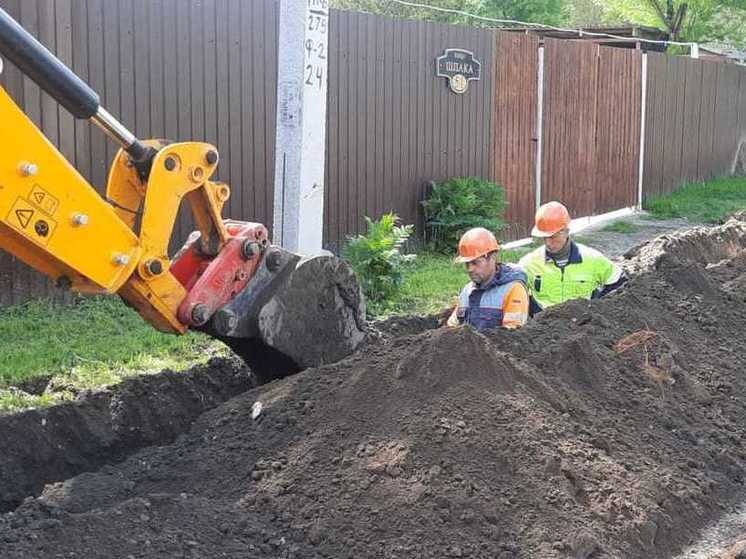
[532,201,571,237]
[455,227,500,263]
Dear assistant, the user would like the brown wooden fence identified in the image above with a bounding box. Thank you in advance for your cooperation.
[2,0,746,305]
[643,53,746,198]
[542,40,641,218]
[492,36,642,233]
[491,32,538,239]
[325,12,495,249]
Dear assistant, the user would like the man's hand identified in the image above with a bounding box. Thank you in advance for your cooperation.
[445,305,460,328]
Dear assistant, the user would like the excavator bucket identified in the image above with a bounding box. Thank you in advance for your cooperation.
[191,244,367,382]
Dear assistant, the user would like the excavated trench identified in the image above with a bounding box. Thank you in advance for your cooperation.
[0,358,255,513]
[0,216,744,558]
[0,313,435,515]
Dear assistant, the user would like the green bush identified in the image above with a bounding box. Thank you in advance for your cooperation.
[343,213,415,303]
[422,176,507,252]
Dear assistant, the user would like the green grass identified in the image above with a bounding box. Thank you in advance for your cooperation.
[369,245,535,317]
[0,296,227,413]
[601,220,640,234]
[2,248,538,410]
[643,176,746,222]
[0,390,59,413]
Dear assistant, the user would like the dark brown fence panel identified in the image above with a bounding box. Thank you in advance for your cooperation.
[661,56,687,195]
[680,57,703,183]
[492,32,538,239]
[643,53,746,199]
[697,62,718,183]
[542,40,597,218]
[0,0,70,305]
[594,45,641,213]
[739,70,746,166]
[642,53,667,198]
[715,65,741,173]
[0,0,278,305]
[542,40,641,218]
[730,65,745,169]
[324,11,495,250]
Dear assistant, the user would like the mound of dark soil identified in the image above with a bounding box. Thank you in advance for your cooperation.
[1,222,745,559]
[623,217,746,274]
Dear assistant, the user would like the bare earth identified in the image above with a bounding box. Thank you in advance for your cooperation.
[573,213,698,259]
[0,214,744,559]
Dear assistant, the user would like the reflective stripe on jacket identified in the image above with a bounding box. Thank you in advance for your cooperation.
[518,241,625,310]
[456,264,529,332]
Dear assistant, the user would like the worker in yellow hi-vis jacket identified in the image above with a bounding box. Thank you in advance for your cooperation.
[519,202,627,315]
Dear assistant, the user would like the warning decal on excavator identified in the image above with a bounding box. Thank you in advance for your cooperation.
[7,197,57,245]
[15,208,33,228]
[30,185,59,216]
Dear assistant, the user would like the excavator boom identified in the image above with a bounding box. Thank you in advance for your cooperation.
[0,7,365,380]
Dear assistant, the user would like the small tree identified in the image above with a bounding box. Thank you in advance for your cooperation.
[343,213,415,303]
[422,176,507,253]
[599,0,746,46]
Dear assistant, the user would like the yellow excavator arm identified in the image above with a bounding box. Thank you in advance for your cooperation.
[1,82,234,334]
[0,7,366,380]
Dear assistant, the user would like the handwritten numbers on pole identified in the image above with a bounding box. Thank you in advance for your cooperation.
[305,0,328,91]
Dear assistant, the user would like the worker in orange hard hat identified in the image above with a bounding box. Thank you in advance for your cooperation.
[519,201,626,314]
[446,227,529,331]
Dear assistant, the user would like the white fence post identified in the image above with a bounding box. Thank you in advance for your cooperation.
[535,45,544,210]
[637,53,648,209]
[272,0,329,254]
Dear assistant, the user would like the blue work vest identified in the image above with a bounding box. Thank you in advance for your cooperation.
[457,264,528,332]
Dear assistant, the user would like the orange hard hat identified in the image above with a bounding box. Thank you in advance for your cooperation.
[455,227,500,263]
[532,201,571,237]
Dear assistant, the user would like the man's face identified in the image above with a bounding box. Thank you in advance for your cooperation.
[465,253,497,284]
[544,228,570,253]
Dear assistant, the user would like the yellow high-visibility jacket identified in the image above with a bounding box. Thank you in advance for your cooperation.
[518,241,625,311]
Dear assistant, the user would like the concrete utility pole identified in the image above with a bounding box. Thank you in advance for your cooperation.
[272,0,329,254]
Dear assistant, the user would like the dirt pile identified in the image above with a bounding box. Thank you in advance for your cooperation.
[622,216,746,274]
[1,220,745,558]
